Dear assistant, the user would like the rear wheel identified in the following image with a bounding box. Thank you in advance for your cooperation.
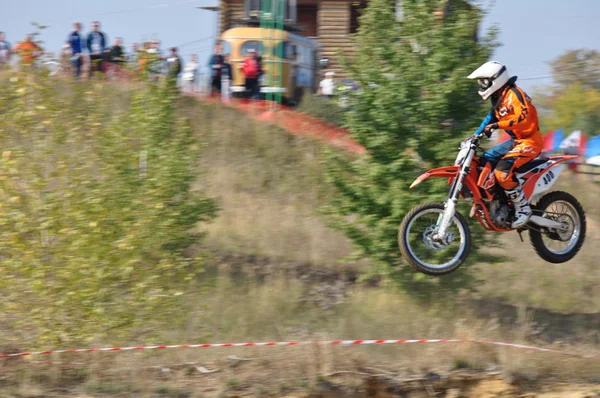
[398,202,471,275]
[529,191,586,263]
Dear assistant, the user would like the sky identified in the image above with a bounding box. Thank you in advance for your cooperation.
[1,0,599,93]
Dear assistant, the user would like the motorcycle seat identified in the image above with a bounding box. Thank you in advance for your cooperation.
[515,155,549,174]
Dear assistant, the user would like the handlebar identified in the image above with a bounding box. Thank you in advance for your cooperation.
[473,126,496,139]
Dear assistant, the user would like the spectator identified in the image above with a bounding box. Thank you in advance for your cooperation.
[318,71,336,99]
[166,47,182,88]
[110,37,125,64]
[181,54,198,93]
[0,32,12,69]
[87,21,107,78]
[208,44,224,94]
[60,42,73,76]
[13,34,42,65]
[108,37,126,79]
[129,42,142,73]
[146,40,164,80]
[148,40,162,55]
[241,48,261,99]
[129,42,138,63]
[138,41,151,72]
[221,54,232,83]
[68,22,84,77]
[221,54,233,102]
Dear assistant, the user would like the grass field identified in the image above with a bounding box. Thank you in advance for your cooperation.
[2,84,599,397]
[181,98,600,313]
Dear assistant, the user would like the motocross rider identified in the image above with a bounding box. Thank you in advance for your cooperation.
[468,61,543,228]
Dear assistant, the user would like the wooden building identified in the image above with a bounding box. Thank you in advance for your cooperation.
[213,0,475,77]
[215,0,368,76]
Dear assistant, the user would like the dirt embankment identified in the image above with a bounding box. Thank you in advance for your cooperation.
[210,252,600,345]
[213,370,600,398]
[466,298,600,345]
[303,372,600,398]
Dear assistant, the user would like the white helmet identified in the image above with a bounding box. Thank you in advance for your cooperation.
[467,61,510,101]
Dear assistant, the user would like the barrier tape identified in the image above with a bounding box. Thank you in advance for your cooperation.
[1,338,594,362]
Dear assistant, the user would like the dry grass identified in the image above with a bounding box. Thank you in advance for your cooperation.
[476,175,600,313]
[182,99,600,312]
[3,94,600,396]
[182,100,353,267]
[295,92,346,127]
[3,270,600,397]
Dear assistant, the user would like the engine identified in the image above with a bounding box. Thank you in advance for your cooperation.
[489,200,512,228]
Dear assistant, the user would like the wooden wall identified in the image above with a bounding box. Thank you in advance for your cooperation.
[220,0,246,33]
[317,0,356,76]
[219,0,357,77]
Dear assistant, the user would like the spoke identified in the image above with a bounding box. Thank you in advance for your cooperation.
[405,208,465,269]
[539,200,580,255]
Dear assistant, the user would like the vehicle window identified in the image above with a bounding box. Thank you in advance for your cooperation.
[274,42,296,59]
[240,41,264,57]
[296,46,312,65]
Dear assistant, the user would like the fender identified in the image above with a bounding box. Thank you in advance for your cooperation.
[409,166,460,189]
[521,155,578,200]
[410,165,480,197]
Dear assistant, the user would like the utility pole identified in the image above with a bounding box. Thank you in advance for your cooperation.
[259,0,284,104]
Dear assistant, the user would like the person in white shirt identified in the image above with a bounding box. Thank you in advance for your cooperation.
[182,54,198,93]
[318,71,336,99]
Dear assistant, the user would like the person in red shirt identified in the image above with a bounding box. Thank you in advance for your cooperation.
[241,48,261,99]
[13,34,43,65]
[468,61,543,228]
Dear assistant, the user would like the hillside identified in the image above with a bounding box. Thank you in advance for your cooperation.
[1,79,600,397]
[181,97,600,314]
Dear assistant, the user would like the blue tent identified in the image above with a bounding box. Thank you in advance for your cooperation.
[551,128,564,152]
[585,135,600,159]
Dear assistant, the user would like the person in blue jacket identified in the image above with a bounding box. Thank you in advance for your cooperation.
[68,22,83,77]
[87,21,107,78]
[207,43,224,94]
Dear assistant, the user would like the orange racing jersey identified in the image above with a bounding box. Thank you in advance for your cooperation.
[493,84,542,143]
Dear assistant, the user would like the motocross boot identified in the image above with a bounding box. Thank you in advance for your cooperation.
[505,184,532,229]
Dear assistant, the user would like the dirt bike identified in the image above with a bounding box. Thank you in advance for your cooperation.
[398,127,586,275]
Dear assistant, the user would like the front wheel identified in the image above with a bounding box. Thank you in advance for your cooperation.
[398,202,472,275]
[529,191,586,263]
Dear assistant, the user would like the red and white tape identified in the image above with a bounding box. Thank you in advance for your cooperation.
[1,338,594,361]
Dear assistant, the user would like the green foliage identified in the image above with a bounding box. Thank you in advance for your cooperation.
[323,0,499,295]
[0,69,217,347]
[535,49,600,136]
[548,49,599,91]
[538,82,600,136]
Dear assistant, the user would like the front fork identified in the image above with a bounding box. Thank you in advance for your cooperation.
[435,145,475,240]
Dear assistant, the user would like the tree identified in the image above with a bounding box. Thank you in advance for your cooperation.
[0,64,218,347]
[538,82,600,136]
[537,50,600,136]
[549,49,600,91]
[323,0,499,295]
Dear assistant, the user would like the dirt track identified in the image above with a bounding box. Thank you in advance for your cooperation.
[191,94,366,155]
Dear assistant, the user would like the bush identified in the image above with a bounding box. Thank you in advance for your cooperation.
[323,0,499,295]
[0,70,217,347]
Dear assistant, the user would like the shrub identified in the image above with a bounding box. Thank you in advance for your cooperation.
[0,69,217,346]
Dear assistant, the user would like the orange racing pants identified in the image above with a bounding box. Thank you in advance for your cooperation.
[482,138,542,190]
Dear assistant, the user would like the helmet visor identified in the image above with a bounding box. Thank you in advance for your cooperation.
[477,78,492,91]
